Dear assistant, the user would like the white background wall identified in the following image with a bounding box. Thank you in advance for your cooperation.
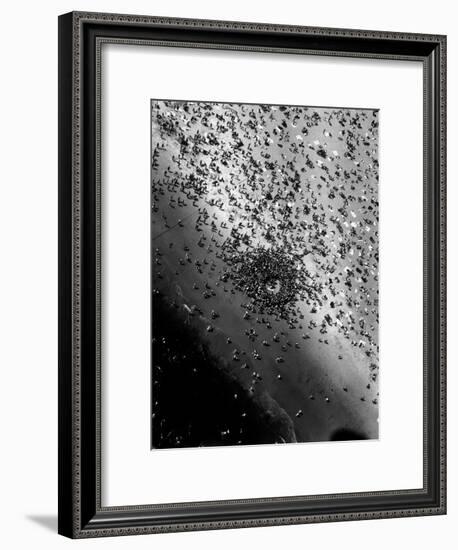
[0,1,455,548]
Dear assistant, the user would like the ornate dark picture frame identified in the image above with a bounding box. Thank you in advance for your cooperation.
[58,11,446,539]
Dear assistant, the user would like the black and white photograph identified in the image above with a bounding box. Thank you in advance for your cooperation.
[0,2,442,544]
[0,0,452,545]
[52,4,448,541]
[151,100,380,449]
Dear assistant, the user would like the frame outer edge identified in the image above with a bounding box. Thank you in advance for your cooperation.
[58,11,78,539]
[72,9,84,538]
[72,10,445,43]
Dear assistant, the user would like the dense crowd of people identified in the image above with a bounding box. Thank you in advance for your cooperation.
[151,100,379,447]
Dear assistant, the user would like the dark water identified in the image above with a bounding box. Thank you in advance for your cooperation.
[152,294,295,449]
